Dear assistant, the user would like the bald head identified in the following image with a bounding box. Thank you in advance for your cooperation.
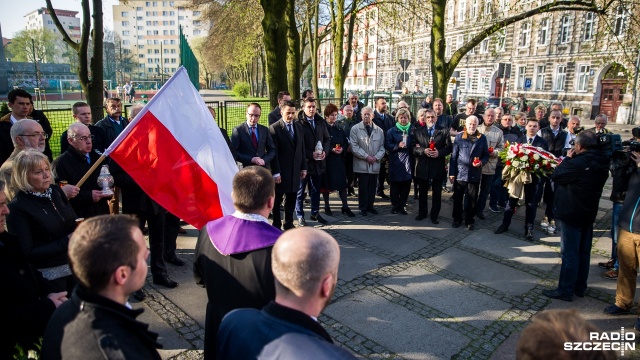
[272,227,340,298]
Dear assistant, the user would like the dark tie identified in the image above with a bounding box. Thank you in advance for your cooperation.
[250,126,258,148]
[366,125,372,136]
[428,127,434,137]
[85,154,90,164]
[287,123,294,138]
[528,137,533,145]
[309,119,315,130]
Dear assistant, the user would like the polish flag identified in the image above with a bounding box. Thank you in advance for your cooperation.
[104,67,237,229]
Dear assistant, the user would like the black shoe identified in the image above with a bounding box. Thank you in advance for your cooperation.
[542,289,572,302]
[574,290,585,298]
[324,207,333,216]
[452,221,461,228]
[525,230,534,241]
[153,276,178,288]
[298,218,307,227]
[495,224,509,234]
[311,213,328,224]
[164,255,185,266]
[467,224,475,230]
[399,208,408,215]
[476,212,485,220]
[360,210,367,216]
[341,207,355,217]
[604,304,631,315]
[391,207,398,214]
[377,192,389,199]
[431,218,440,224]
[132,289,146,301]
[367,208,379,215]
[415,214,427,221]
[283,223,295,230]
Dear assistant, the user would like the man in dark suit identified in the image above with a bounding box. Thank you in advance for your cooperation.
[373,97,394,198]
[59,102,108,155]
[218,227,357,360]
[231,103,276,168]
[412,109,452,223]
[269,101,308,231]
[538,110,568,235]
[495,119,549,240]
[268,91,291,126]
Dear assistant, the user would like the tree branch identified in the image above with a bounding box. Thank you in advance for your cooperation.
[44,0,80,51]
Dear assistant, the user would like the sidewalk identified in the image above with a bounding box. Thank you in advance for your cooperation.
[132,128,640,359]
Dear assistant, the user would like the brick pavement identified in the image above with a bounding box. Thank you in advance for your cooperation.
[131,122,640,360]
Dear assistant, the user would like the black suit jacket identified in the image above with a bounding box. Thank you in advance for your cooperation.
[268,107,282,126]
[269,120,308,193]
[231,123,276,168]
[539,127,568,157]
[516,134,549,184]
[412,125,453,180]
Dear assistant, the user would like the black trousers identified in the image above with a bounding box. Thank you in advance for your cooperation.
[501,182,540,231]
[164,212,180,258]
[417,178,443,220]
[390,180,411,210]
[345,153,355,189]
[377,155,388,194]
[273,192,297,228]
[137,209,167,279]
[543,178,555,220]
[452,180,479,225]
[357,173,378,211]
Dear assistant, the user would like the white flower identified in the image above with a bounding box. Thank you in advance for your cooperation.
[533,154,540,160]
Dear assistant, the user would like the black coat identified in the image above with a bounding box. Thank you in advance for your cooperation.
[7,186,77,269]
[42,286,162,360]
[95,116,130,146]
[269,120,308,193]
[385,126,414,182]
[53,149,110,219]
[296,112,330,176]
[231,123,276,168]
[110,158,160,215]
[413,125,452,180]
[539,127,568,158]
[0,232,57,358]
[445,101,458,116]
[373,111,394,136]
[551,150,609,227]
[323,122,349,190]
[59,124,108,155]
[619,169,640,234]
[268,107,281,126]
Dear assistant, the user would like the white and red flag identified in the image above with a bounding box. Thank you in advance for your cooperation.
[104,67,237,229]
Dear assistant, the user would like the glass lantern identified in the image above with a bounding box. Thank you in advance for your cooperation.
[97,165,114,196]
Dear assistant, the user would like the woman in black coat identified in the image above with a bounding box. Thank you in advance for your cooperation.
[7,150,78,293]
[385,108,414,215]
[321,104,354,217]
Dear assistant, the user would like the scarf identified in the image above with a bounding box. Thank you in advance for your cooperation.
[395,122,411,133]
[27,187,53,201]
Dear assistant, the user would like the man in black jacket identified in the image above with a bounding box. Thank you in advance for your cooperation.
[268,91,291,126]
[373,97,394,198]
[295,98,330,225]
[231,103,276,168]
[59,102,108,155]
[542,131,609,301]
[41,215,162,360]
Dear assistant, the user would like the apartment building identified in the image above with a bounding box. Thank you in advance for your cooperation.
[24,8,81,63]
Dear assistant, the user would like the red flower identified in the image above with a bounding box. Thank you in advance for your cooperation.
[488,146,494,153]
[506,160,512,166]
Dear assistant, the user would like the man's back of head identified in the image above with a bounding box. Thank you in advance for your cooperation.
[233,166,274,215]
[272,227,340,316]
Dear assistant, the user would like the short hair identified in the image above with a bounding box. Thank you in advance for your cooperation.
[272,228,339,296]
[516,309,615,360]
[302,89,314,99]
[534,104,547,113]
[484,108,495,115]
[549,110,562,117]
[397,101,409,108]
[8,89,32,103]
[416,108,429,119]
[129,104,144,119]
[433,98,443,106]
[9,119,40,146]
[105,98,121,106]
[281,100,297,109]
[68,215,141,292]
[495,106,504,112]
[550,100,564,109]
[466,115,479,124]
[277,91,290,102]
[303,97,316,106]
[67,122,88,139]
[595,114,608,123]
[11,149,50,193]
[348,92,359,99]
[361,105,374,114]
[568,115,581,123]
[232,166,275,213]
[575,130,597,150]
[323,103,339,118]
[395,108,411,121]
[526,118,540,127]
[466,99,477,106]
[247,102,262,111]
[72,102,90,115]
[632,127,640,139]
[374,96,387,105]
[515,112,527,121]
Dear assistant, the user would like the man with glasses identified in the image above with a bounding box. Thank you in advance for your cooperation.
[59,102,108,155]
[394,101,416,123]
[451,99,484,137]
[232,103,276,169]
[587,114,611,134]
[54,123,111,219]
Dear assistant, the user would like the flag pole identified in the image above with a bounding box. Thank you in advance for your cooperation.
[75,155,107,188]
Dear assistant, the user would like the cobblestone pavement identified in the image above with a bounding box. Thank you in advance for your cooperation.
[132,122,640,360]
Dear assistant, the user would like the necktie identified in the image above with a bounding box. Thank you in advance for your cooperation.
[85,154,91,164]
[250,126,258,148]
[287,123,294,138]
[428,127,434,137]
[366,125,372,136]
[309,119,315,130]
[528,137,533,145]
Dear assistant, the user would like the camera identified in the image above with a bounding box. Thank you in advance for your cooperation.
[595,133,623,158]
[611,139,640,168]
[573,126,584,134]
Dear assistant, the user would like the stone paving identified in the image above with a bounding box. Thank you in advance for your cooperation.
[131,122,640,359]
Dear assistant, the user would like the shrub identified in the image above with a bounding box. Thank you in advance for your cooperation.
[233,82,250,98]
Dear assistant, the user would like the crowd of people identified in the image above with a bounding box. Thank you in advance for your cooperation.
[1,85,639,359]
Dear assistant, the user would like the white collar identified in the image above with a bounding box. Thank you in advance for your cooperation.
[10,114,26,124]
[232,210,269,224]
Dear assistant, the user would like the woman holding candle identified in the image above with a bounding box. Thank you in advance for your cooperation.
[321,104,354,217]
[385,108,414,215]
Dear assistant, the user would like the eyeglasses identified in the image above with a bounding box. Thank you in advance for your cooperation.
[20,132,49,139]
[425,116,435,118]
[246,113,261,118]
[73,135,95,142]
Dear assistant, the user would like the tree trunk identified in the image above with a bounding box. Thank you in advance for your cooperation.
[260,0,289,108]
[331,0,356,102]
[286,0,301,99]
[260,48,267,98]
[307,0,320,99]
[430,0,449,100]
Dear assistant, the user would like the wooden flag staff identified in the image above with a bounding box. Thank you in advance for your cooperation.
[75,154,107,188]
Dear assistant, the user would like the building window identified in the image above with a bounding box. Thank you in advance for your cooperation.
[458,0,466,21]
[495,29,506,52]
[121,21,129,26]
[137,7,143,11]
[535,65,545,90]
[538,18,549,45]
[577,64,590,91]
[121,11,128,17]
[480,76,489,91]
[470,0,478,17]
[583,12,595,41]
[555,65,566,91]
[480,38,489,53]
[122,30,129,36]
[614,6,629,36]
[193,11,201,16]
[483,1,492,15]
[559,15,571,44]
[456,35,464,52]
[447,2,454,23]
[193,30,201,35]
[517,66,526,89]
[122,40,130,45]
[519,23,530,47]
[464,70,471,90]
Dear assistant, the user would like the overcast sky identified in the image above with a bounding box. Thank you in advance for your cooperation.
[1,0,118,38]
